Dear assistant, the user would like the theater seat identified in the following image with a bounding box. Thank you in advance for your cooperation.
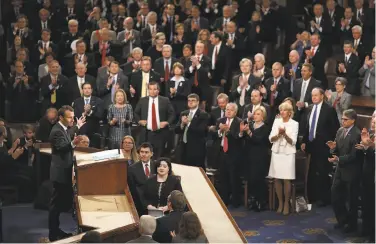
[291,151,310,212]
[356,114,372,130]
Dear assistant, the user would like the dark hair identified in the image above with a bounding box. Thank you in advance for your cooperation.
[44,51,55,60]
[251,89,262,97]
[0,126,6,138]
[343,40,353,47]
[211,31,223,41]
[302,63,313,72]
[22,124,34,133]
[81,82,92,90]
[109,60,120,67]
[148,81,160,90]
[76,39,86,47]
[139,142,153,152]
[106,56,115,62]
[155,157,172,175]
[58,105,74,118]
[183,44,192,51]
[179,212,203,240]
[343,109,357,121]
[311,33,321,40]
[41,28,51,34]
[187,93,200,101]
[168,190,186,211]
[80,230,101,243]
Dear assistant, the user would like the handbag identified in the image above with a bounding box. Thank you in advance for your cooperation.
[291,196,308,213]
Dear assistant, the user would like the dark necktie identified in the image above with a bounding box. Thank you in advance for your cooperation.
[309,105,318,141]
[164,61,169,81]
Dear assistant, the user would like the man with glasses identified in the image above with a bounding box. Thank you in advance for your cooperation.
[327,109,361,233]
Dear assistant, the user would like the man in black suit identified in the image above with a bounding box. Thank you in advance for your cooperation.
[212,5,236,31]
[301,88,340,206]
[121,47,143,77]
[351,25,368,64]
[58,19,85,63]
[242,89,272,126]
[33,8,55,41]
[308,3,333,55]
[292,63,322,131]
[152,190,186,243]
[263,62,291,116]
[161,4,177,44]
[66,63,97,105]
[63,40,97,78]
[259,0,278,64]
[284,50,302,93]
[92,28,124,65]
[153,45,178,96]
[140,11,162,51]
[33,29,58,66]
[336,40,361,95]
[231,58,262,93]
[216,102,243,207]
[327,109,362,233]
[184,6,210,39]
[253,53,272,83]
[40,60,70,113]
[97,61,129,110]
[72,82,103,145]
[340,7,361,44]
[175,94,209,169]
[134,82,175,159]
[326,0,344,45]
[36,108,58,142]
[224,21,245,71]
[185,41,211,110]
[128,142,156,215]
[208,31,231,90]
[129,56,161,107]
[303,33,328,89]
[48,105,85,241]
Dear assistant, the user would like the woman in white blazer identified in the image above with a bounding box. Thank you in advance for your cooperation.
[268,102,299,215]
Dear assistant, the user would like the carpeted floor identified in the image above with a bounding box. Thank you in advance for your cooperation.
[2,204,367,243]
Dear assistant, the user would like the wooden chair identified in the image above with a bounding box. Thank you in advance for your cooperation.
[291,151,310,213]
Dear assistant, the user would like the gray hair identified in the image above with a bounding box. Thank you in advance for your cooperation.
[239,58,252,66]
[146,11,157,20]
[162,44,172,52]
[68,19,78,26]
[132,47,143,55]
[343,109,357,120]
[289,50,300,58]
[217,93,229,101]
[226,102,238,112]
[279,102,294,118]
[254,53,265,63]
[352,25,363,34]
[335,77,347,86]
[312,87,325,95]
[139,215,157,235]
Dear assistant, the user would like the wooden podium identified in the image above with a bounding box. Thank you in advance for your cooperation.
[35,144,140,243]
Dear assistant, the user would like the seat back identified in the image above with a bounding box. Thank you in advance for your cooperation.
[356,114,372,130]
[295,151,309,185]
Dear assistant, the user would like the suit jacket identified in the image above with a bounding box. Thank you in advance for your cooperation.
[242,102,272,126]
[231,73,262,92]
[32,41,58,65]
[292,77,321,105]
[185,55,211,99]
[134,96,175,126]
[36,116,56,142]
[302,45,328,88]
[127,235,157,243]
[92,41,124,64]
[333,126,362,181]
[340,18,361,44]
[90,29,117,50]
[162,16,177,44]
[168,77,191,117]
[270,118,299,154]
[284,63,302,83]
[307,15,332,43]
[263,77,291,109]
[57,31,85,62]
[32,19,55,41]
[224,31,245,69]
[336,53,361,95]
[212,17,236,31]
[327,92,352,122]
[97,72,129,108]
[62,52,97,77]
[359,63,375,96]
[49,123,76,184]
[216,117,243,157]
[153,57,179,96]
[184,17,210,36]
[129,70,161,106]
[140,25,163,50]
[302,102,340,155]
[117,29,141,60]
[352,38,368,64]
[40,74,69,111]
[66,75,97,105]
[121,61,141,78]
[152,211,184,243]
[259,9,278,43]
[72,96,104,136]
[208,43,231,85]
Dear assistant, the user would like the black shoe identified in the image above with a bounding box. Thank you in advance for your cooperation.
[334,223,345,229]
[343,224,357,233]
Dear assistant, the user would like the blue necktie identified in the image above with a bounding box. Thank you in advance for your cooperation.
[309,105,318,141]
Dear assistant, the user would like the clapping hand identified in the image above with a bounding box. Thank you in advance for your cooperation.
[278,126,286,136]
[181,115,189,125]
[84,104,91,114]
[73,135,83,146]
[328,155,339,163]
[219,123,229,133]
[76,116,86,128]
[325,90,332,100]
[326,140,336,150]
[296,101,305,109]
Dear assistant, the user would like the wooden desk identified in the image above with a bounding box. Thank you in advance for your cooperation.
[351,96,375,115]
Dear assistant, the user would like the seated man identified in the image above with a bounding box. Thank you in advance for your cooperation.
[36,108,58,142]
[153,190,186,243]
[127,215,157,243]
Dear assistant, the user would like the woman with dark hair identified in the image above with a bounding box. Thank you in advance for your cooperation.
[143,157,182,212]
[171,211,208,243]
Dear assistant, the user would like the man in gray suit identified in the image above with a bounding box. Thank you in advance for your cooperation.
[326,77,352,123]
[90,18,117,50]
[327,109,362,233]
[127,215,158,243]
[359,47,375,97]
[117,17,141,63]
[97,61,129,110]
[48,106,85,241]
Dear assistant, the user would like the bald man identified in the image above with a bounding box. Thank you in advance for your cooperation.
[284,50,302,93]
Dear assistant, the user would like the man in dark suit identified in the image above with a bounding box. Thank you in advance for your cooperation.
[231,58,262,93]
[117,17,141,63]
[351,25,368,65]
[224,21,245,71]
[134,82,175,159]
[48,105,85,241]
[185,41,211,110]
[301,88,340,206]
[263,62,291,115]
[36,108,58,142]
[253,53,272,83]
[308,3,333,55]
[66,63,97,105]
[97,61,129,110]
[33,8,55,41]
[326,0,344,45]
[140,11,162,51]
[33,29,58,66]
[327,109,362,233]
[152,190,186,243]
[336,40,361,95]
[184,6,209,39]
[208,31,231,90]
[340,7,361,44]
[40,60,70,113]
[121,47,143,77]
[92,28,124,65]
[63,40,97,78]
[216,102,243,207]
[57,19,85,63]
[284,50,302,93]
[175,94,209,169]
[129,56,161,107]
[258,0,278,64]
[212,5,236,31]
[242,89,272,126]
[161,4,177,44]
[128,142,156,215]
[302,33,328,89]
[153,45,178,96]
[128,215,158,243]
[72,82,103,145]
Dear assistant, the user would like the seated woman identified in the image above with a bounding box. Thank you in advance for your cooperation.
[121,135,139,166]
[143,158,182,213]
[171,211,208,243]
[268,102,298,215]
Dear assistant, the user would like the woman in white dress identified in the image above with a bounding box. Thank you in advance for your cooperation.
[268,102,299,215]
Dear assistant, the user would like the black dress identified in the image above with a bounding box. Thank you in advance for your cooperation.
[143,175,182,208]
[244,123,270,203]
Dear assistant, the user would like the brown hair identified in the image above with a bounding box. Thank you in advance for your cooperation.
[178,212,204,240]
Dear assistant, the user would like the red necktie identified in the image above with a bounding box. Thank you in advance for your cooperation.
[333,96,340,109]
[223,119,229,153]
[203,45,208,56]
[194,70,199,86]
[101,43,107,66]
[144,163,150,177]
[311,47,315,56]
[151,98,157,131]
[270,79,277,106]
[164,61,169,81]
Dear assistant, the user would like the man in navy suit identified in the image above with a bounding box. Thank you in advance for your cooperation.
[284,50,302,93]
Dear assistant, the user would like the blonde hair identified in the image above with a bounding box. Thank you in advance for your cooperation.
[122,135,139,162]
[254,106,267,121]
[114,89,127,104]
[279,102,294,118]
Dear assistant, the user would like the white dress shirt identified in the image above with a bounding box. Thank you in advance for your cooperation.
[300,78,311,102]
[309,101,323,139]
[212,42,222,69]
[77,76,85,95]
[171,76,185,90]
[189,54,203,73]
[147,96,160,130]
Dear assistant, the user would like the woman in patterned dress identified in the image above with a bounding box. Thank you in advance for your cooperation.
[107,89,133,149]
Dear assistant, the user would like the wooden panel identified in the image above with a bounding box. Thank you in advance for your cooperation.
[351,96,375,116]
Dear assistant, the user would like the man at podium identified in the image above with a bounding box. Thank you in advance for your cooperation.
[48,105,85,241]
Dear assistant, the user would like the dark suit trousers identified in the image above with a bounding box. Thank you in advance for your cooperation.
[331,177,359,227]
[143,128,169,159]
[48,181,73,234]
[218,149,241,206]
[181,142,206,170]
[361,169,375,240]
